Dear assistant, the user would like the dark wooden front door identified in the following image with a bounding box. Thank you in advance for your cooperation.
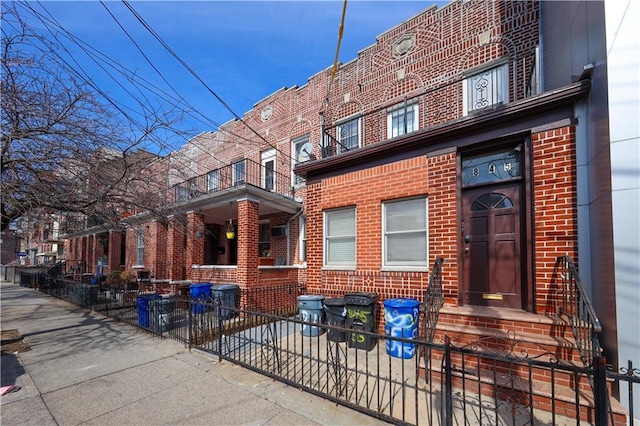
[462,182,523,309]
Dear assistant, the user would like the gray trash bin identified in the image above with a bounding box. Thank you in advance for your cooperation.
[298,295,325,337]
[212,284,239,319]
[149,296,176,333]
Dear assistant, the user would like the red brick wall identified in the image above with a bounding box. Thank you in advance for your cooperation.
[107,231,122,273]
[236,199,259,288]
[167,216,186,280]
[306,157,436,309]
[185,212,205,279]
[532,126,578,314]
[148,221,167,279]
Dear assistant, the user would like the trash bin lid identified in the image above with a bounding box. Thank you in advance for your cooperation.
[323,298,346,306]
[345,292,378,305]
[383,298,421,309]
[298,294,325,301]
[190,283,212,288]
[213,284,239,291]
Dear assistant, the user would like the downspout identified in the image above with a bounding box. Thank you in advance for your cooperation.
[286,208,304,265]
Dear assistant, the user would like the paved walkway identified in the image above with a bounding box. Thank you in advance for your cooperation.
[0,281,387,425]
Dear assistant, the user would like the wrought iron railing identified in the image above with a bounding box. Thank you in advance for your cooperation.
[158,158,295,207]
[556,255,602,368]
[21,277,636,425]
[421,257,445,344]
[320,50,539,159]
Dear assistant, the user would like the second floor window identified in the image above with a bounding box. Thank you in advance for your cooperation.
[135,228,145,266]
[387,100,419,138]
[337,117,361,153]
[292,134,312,185]
[208,170,219,192]
[463,63,509,115]
[232,159,245,185]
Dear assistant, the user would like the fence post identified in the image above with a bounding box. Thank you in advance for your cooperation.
[593,356,609,425]
[216,297,223,355]
[444,335,453,426]
[188,299,193,350]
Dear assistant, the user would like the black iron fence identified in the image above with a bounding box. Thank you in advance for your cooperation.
[22,272,638,425]
[556,255,603,370]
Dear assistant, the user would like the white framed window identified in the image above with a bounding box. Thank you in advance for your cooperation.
[387,100,419,138]
[232,159,245,185]
[292,134,312,185]
[337,117,361,153]
[383,197,428,269]
[463,63,509,115]
[135,228,145,266]
[208,170,219,192]
[261,149,276,191]
[258,221,270,257]
[323,207,356,268]
[299,215,307,262]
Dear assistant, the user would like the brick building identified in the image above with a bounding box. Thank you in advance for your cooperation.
[61,0,623,376]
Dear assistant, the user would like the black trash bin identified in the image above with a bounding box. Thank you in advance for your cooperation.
[212,284,239,319]
[345,292,379,351]
[324,298,347,342]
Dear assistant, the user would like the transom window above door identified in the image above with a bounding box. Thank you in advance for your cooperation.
[462,148,522,187]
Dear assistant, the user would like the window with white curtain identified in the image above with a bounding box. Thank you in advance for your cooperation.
[324,207,356,268]
[383,197,428,268]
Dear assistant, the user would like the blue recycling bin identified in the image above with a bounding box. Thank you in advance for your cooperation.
[212,284,239,319]
[190,283,213,313]
[383,298,421,359]
[137,294,161,328]
[298,295,325,337]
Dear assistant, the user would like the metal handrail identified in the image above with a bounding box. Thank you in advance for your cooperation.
[422,257,445,344]
[557,254,602,368]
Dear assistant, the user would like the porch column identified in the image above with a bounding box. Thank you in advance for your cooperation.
[167,215,186,281]
[185,211,205,280]
[108,231,122,274]
[148,220,167,280]
[237,198,259,289]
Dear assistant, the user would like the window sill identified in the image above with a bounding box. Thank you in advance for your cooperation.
[381,266,430,273]
[322,266,356,271]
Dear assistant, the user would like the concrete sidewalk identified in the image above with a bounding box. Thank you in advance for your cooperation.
[0,281,386,425]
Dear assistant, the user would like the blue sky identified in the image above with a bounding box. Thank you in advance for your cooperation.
[7,1,447,153]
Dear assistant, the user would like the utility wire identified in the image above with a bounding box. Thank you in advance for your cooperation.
[121,0,295,163]
[16,1,269,179]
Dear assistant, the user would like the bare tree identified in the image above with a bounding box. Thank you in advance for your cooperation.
[1,5,184,232]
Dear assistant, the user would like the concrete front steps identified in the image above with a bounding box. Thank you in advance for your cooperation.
[421,305,628,425]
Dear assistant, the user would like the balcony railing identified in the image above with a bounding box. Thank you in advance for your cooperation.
[158,158,295,207]
[321,51,539,159]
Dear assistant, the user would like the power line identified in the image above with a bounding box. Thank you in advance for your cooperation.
[120,0,295,164]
